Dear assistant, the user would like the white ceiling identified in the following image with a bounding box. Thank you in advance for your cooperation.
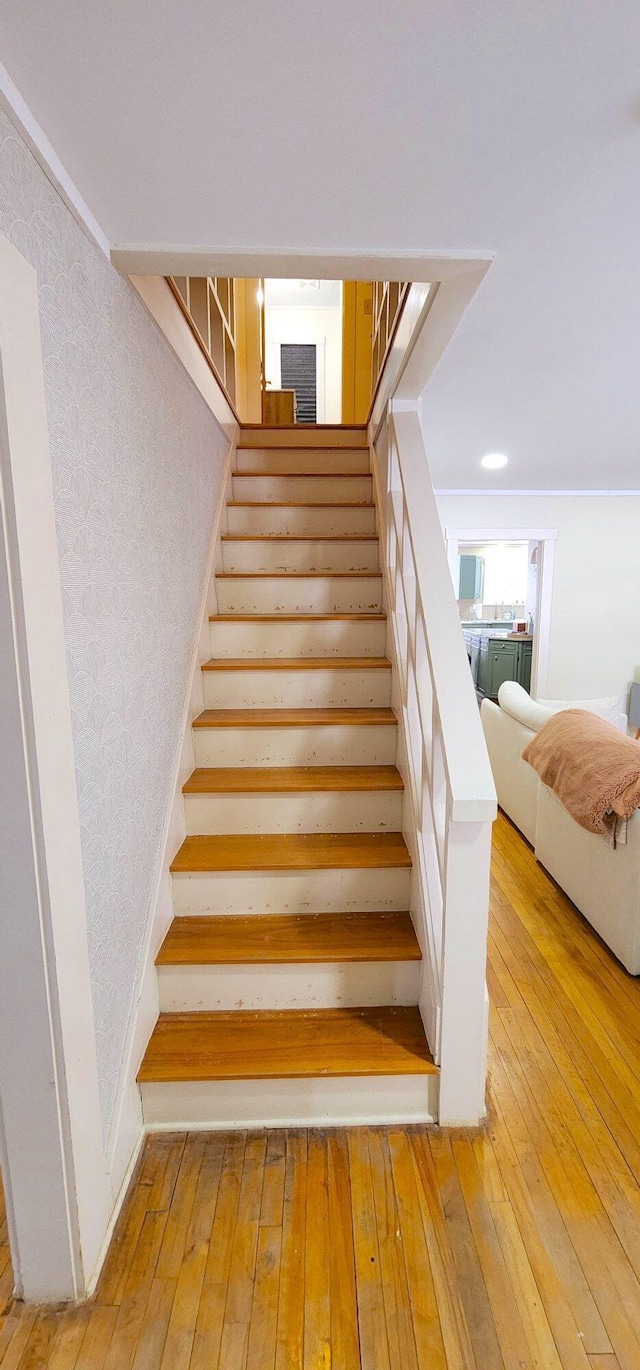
[2,0,640,487]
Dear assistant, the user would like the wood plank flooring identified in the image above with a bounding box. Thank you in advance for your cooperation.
[3,811,640,1367]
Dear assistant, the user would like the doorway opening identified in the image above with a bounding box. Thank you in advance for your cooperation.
[445,528,557,701]
[280,342,317,422]
[262,278,342,423]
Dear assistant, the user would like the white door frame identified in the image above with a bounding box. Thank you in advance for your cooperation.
[0,232,110,1301]
[445,527,557,698]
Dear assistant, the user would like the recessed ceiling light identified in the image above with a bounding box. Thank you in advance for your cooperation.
[481,452,509,470]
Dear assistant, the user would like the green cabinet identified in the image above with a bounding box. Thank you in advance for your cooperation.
[459,554,485,600]
[478,639,516,697]
[462,629,481,687]
[518,639,532,693]
[476,636,532,699]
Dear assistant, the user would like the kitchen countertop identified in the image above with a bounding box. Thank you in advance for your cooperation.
[462,628,533,641]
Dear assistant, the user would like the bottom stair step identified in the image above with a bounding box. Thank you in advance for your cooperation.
[138,1006,435,1082]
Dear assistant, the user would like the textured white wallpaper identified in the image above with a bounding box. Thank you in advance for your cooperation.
[0,107,228,1143]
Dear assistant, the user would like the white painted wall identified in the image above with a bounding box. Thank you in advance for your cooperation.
[437,492,640,709]
[264,282,342,422]
[0,106,229,1158]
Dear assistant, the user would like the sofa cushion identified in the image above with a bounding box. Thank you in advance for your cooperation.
[497,681,554,733]
[498,681,622,733]
[537,694,620,724]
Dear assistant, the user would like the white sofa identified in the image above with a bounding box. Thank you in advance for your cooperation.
[481,685,640,974]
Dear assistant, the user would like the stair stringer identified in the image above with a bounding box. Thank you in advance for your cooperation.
[106,425,238,1188]
[369,422,442,1084]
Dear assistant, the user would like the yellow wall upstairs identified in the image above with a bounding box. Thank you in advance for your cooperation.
[235,278,263,422]
[342,281,373,424]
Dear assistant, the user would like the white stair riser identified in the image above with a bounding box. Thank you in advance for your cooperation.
[193,724,397,768]
[241,429,367,450]
[227,506,376,536]
[142,1074,437,1129]
[216,576,382,615]
[183,790,403,835]
[203,667,391,709]
[209,617,386,658]
[221,540,379,573]
[236,449,370,474]
[172,866,412,915]
[158,960,419,1012]
[232,475,372,504]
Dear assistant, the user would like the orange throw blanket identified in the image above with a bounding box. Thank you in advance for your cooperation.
[522,708,640,840]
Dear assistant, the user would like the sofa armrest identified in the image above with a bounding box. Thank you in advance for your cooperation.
[481,699,539,845]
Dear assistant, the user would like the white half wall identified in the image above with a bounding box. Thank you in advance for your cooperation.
[436,491,640,709]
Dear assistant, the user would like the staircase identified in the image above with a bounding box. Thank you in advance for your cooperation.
[139,425,437,1129]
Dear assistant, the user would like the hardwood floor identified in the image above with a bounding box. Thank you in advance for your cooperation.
[4,812,640,1367]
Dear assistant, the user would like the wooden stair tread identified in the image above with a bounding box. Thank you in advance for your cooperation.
[236,446,367,452]
[183,765,403,794]
[170,831,411,872]
[192,707,398,729]
[216,571,382,579]
[138,1006,435,1082]
[226,502,376,509]
[157,911,421,965]
[202,656,391,672]
[221,534,378,542]
[239,423,367,428]
[209,613,386,622]
[235,472,371,479]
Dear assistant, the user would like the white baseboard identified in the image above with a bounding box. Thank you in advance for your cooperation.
[85,1127,146,1298]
